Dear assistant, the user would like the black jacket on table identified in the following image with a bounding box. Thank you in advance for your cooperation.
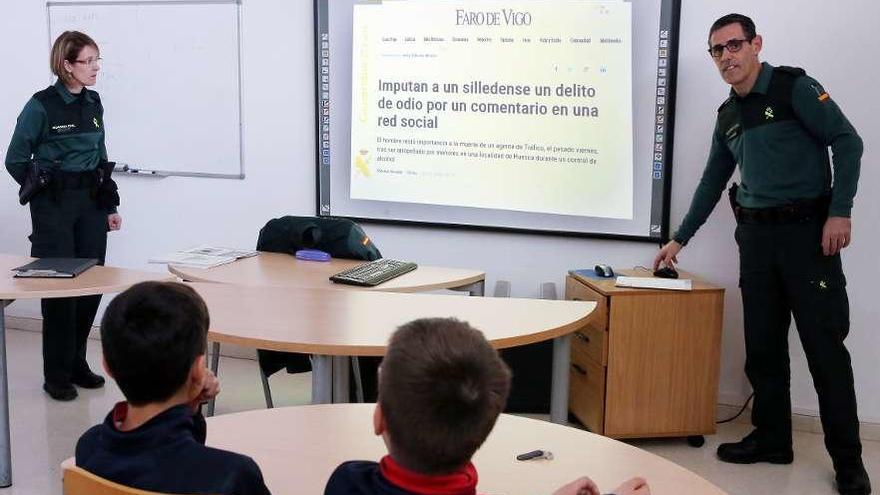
[324,456,478,495]
[76,402,271,495]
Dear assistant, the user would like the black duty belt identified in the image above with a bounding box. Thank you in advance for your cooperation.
[733,197,829,225]
[54,170,95,189]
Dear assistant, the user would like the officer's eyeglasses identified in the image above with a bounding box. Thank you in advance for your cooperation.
[708,38,751,59]
[72,57,102,67]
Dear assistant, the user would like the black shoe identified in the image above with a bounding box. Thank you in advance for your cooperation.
[43,382,77,401]
[71,369,105,389]
[836,461,872,495]
[716,431,793,464]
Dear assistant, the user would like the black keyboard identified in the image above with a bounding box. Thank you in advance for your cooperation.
[329,259,418,287]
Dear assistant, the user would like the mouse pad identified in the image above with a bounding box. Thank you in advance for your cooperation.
[568,268,616,280]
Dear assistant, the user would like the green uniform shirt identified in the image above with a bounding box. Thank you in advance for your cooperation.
[5,79,107,184]
[673,63,862,245]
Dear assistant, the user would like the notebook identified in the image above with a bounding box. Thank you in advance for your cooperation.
[12,258,98,278]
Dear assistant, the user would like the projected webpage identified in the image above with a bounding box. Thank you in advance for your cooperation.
[349,0,633,219]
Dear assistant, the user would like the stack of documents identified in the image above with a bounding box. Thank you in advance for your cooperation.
[149,245,258,269]
[614,276,692,291]
[180,245,259,259]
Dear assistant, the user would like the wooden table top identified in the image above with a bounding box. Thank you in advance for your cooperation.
[169,252,485,293]
[569,268,724,295]
[206,404,727,495]
[0,254,174,300]
[190,282,595,356]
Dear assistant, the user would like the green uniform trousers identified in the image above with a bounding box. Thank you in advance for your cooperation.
[28,183,107,385]
[736,217,862,468]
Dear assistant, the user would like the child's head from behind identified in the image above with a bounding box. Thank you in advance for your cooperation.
[100,281,209,406]
[376,318,511,475]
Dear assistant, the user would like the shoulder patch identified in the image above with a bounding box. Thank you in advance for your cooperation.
[808,81,831,103]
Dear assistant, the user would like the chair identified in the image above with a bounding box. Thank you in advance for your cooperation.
[493,279,511,297]
[255,216,382,407]
[63,465,180,495]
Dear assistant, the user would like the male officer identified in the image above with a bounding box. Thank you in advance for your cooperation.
[653,14,869,495]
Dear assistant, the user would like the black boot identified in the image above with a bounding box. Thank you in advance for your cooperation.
[835,459,871,495]
[716,430,793,464]
[43,382,77,401]
[71,368,105,389]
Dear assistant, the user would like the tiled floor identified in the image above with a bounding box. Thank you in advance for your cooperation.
[2,328,877,494]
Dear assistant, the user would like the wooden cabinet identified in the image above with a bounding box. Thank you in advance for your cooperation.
[566,270,724,439]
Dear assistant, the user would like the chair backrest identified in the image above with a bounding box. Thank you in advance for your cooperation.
[539,281,558,300]
[63,465,183,495]
[493,280,511,297]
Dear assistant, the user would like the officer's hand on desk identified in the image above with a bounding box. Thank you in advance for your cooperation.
[653,240,682,271]
[822,216,851,256]
[107,213,122,231]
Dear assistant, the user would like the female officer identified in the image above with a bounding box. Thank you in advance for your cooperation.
[4,31,122,401]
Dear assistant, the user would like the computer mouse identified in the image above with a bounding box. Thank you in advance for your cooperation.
[594,264,615,278]
[653,266,679,279]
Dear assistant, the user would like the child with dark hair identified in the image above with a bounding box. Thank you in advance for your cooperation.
[324,317,649,495]
[76,281,271,495]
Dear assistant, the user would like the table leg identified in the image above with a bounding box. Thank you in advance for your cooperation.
[452,280,485,297]
[351,357,364,403]
[206,341,220,417]
[332,357,350,403]
[0,301,13,487]
[311,355,333,404]
[550,335,571,424]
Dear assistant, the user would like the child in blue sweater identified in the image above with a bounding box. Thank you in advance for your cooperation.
[76,281,271,495]
[324,317,649,495]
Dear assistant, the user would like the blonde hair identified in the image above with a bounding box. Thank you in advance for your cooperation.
[50,31,99,83]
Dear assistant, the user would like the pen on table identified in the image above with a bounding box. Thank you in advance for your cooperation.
[515,449,553,461]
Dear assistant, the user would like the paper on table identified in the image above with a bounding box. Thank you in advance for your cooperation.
[182,245,259,259]
[148,252,237,269]
[615,276,692,291]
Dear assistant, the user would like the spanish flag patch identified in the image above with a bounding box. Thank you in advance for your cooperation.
[818,92,830,102]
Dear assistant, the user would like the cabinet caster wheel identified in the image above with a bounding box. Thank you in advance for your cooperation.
[686,435,705,447]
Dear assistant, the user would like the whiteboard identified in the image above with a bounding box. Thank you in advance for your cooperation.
[47,0,244,178]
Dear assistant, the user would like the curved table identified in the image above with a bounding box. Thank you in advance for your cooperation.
[169,252,487,294]
[189,282,594,421]
[0,253,173,487]
[206,404,728,495]
[172,252,487,416]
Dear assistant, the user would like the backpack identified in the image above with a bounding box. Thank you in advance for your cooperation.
[256,216,381,261]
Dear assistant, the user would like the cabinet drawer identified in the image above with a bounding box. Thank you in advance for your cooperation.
[565,277,608,329]
[569,358,606,434]
[571,323,607,367]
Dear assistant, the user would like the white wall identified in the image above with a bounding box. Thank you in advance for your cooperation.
[2,0,878,422]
